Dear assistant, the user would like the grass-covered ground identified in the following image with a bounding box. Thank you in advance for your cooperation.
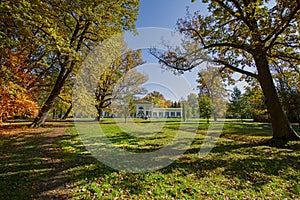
[0,119,299,199]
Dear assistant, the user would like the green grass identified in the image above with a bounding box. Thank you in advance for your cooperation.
[0,128,53,199]
[0,120,299,199]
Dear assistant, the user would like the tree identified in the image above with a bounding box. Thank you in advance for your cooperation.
[1,0,140,127]
[0,48,39,122]
[228,87,243,119]
[239,95,253,120]
[244,79,270,122]
[182,100,192,121]
[94,48,145,121]
[197,66,227,121]
[153,0,300,140]
[187,93,200,118]
[228,86,252,121]
[198,95,212,123]
[143,91,169,108]
[111,69,148,122]
[273,65,300,124]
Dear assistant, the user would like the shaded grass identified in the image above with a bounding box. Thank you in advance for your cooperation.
[0,120,299,199]
[60,120,300,199]
[0,129,51,199]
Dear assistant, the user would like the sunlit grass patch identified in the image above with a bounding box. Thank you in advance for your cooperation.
[0,120,299,199]
[61,120,300,199]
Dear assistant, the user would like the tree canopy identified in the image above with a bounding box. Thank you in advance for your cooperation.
[0,0,140,126]
[152,0,300,140]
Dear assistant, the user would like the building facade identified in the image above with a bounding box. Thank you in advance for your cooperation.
[135,101,182,118]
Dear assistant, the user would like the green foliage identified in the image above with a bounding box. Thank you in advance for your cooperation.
[228,86,253,120]
[150,0,299,139]
[181,93,200,121]
[143,91,170,108]
[197,65,227,120]
[198,95,212,122]
[274,68,300,123]
[0,0,140,126]
[243,79,270,122]
[187,93,200,118]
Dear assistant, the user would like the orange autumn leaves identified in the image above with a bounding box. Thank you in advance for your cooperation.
[0,49,38,122]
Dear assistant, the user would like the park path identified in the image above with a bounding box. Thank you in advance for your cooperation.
[31,124,71,199]
[0,121,74,199]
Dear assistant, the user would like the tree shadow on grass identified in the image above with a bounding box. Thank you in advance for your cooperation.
[63,128,300,196]
[0,126,88,199]
[161,137,300,190]
[0,126,153,199]
[1,122,299,199]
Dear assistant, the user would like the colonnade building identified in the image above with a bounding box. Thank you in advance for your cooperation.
[135,101,183,118]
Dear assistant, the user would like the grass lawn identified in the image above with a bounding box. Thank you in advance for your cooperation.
[0,119,299,199]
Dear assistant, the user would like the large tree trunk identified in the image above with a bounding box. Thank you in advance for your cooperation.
[62,104,72,120]
[255,54,299,140]
[30,67,70,127]
[30,93,57,127]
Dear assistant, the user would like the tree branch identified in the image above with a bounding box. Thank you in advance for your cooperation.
[264,1,300,49]
[214,0,253,29]
[215,59,258,79]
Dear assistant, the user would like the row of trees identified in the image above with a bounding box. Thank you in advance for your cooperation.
[182,80,299,125]
[0,0,141,126]
[1,0,299,140]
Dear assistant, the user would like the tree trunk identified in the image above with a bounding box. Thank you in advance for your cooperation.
[31,105,52,128]
[96,108,102,121]
[52,109,56,120]
[255,54,299,140]
[213,114,217,122]
[30,59,75,127]
[62,104,72,120]
[30,90,59,127]
[30,71,69,127]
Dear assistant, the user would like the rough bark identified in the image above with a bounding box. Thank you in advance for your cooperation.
[255,54,299,140]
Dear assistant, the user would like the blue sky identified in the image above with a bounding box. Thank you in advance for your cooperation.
[136,0,207,29]
[124,0,208,101]
[125,0,246,100]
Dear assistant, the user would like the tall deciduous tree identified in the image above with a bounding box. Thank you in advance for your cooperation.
[1,0,140,127]
[199,95,212,123]
[111,69,148,122]
[143,91,171,108]
[244,79,270,122]
[273,64,300,124]
[154,0,300,140]
[197,66,227,121]
[94,49,147,121]
[187,93,200,118]
[0,49,39,122]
